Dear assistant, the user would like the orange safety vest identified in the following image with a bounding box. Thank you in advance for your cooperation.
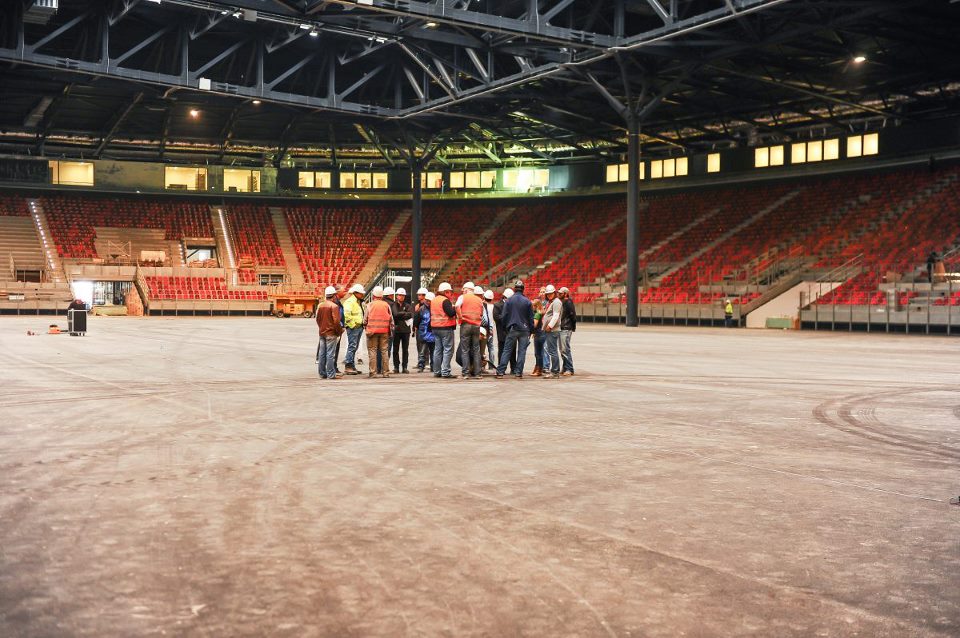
[431,295,456,328]
[459,293,484,326]
[366,299,392,334]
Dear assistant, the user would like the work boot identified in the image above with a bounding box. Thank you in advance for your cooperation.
[531,366,542,377]
[381,372,390,378]
[402,368,410,374]
[368,372,376,379]
[561,371,574,377]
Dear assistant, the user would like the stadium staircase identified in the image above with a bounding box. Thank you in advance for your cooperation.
[269,207,303,285]
[358,208,411,289]
[26,199,65,282]
[210,206,235,269]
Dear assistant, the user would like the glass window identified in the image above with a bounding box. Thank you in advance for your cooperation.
[50,161,95,186]
[769,145,784,166]
[807,140,823,163]
[754,148,769,168]
[298,171,315,188]
[676,157,688,176]
[340,172,355,189]
[355,172,372,189]
[465,171,481,188]
[823,138,839,161]
[863,133,879,155]
[481,170,496,189]
[663,158,676,178]
[707,153,721,173]
[164,166,206,190]
[650,160,663,179]
[618,163,629,182]
[847,136,863,158]
[426,172,443,189]
[315,171,332,188]
[450,171,465,188]
[606,165,619,183]
[224,168,260,192]
[533,169,549,187]
[502,170,518,189]
[372,172,388,189]
[791,143,807,164]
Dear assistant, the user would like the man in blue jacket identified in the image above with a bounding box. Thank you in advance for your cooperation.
[495,280,534,379]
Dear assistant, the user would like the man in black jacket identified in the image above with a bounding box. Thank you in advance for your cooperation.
[558,286,577,376]
[391,287,413,373]
[492,288,517,375]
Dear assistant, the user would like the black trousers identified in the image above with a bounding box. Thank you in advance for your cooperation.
[392,331,410,371]
[498,333,518,373]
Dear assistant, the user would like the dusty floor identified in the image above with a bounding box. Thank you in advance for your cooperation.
[0,317,958,637]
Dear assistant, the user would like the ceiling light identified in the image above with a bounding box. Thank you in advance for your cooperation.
[252,99,261,105]
[853,55,866,64]
[220,9,229,14]
[309,29,319,37]
[232,11,242,18]
[189,109,199,118]
[298,23,311,30]
[425,21,438,28]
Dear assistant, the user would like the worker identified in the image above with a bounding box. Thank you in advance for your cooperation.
[454,281,474,371]
[413,287,429,371]
[364,286,394,378]
[316,286,344,380]
[333,284,347,377]
[493,288,517,374]
[558,286,577,376]
[391,287,413,374]
[457,284,484,379]
[383,286,396,365]
[531,286,547,377]
[342,284,365,375]
[430,282,458,379]
[724,298,734,327]
[416,291,436,373]
[541,284,562,379]
[495,280,534,379]
[483,289,497,371]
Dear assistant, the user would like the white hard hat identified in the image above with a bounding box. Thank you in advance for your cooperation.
[426,292,436,300]
[462,281,474,290]
[545,284,556,294]
[473,285,483,295]
[484,290,494,300]
[372,286,384,297]
[352,284,366,295]
[383,286,395,296]
[417,287,428,296]
[438,282,452,293]
[503,288,514,298]
[559,286,569,294]
[396,287,407,296]
[324,285,337,296]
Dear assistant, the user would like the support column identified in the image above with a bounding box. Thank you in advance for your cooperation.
[626,115,640,327]
[411,161,423,293]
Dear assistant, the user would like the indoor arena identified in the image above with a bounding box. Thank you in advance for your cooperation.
[1,0,958,636]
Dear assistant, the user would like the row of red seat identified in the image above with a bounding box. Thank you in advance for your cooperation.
[144,276,268,300]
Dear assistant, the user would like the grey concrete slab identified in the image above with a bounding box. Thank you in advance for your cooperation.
[0,317,958,637]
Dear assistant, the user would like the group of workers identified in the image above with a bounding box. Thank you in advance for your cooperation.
[315,279,577,380]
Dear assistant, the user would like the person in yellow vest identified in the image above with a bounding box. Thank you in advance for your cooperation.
[724,298,734,328]
[364,286,394,378]
[457,284,485,380]
[430,282,458,378]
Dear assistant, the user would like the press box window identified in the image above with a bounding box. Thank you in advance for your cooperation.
[848,134,879,158]
[298,171,332,189]
[707,153,721,173]
[755,146,783,168]
[224,168,260,193]
[50,161,95,186]
[164,166,207,190]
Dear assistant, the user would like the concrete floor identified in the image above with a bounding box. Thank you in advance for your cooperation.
[1,317,958,637]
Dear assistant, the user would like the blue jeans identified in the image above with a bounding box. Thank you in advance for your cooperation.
[543,330,560,375]
[459,324,482,377]
[534,331,546,369]
[497,329,530,376]
[433,329,455,377]
[486,331,497,368]
[317,335,339,379]
[344,326,363,367]
[560,329,574,373]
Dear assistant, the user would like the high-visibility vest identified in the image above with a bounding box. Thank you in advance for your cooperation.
[431,295,456,328]
[724,302,733,315]
[459,293,484,326]
[366,299,392,334]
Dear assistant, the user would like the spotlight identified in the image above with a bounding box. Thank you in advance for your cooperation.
[252,99,261,105]
[853,55,866,64]
[298,23,311,30]
[309,29,319,37]
[232,11,241,18]
[189,109,199,118]
[425,21,438,28]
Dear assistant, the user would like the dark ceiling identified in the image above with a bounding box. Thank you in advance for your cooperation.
[0,0,958,167]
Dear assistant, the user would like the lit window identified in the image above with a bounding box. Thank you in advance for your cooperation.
[502,170,518,189]
[373,173,388,189]
[754,147,769,168]
[426,172,443,189]
[480,170,496,189]
[863,133,879,155]
[663,158,676,178]
[707,153,721,173]
[807,140,823,163]
[340,172,356,189]
[534,169,549,187]
[450,171,465,189]
[650,160,663,179]
[298,171,315,188]
[465,171,481,188]
[823,138,840,161]
[224,168,260,192]
[846,136,862,158]
[676,157,688,176]
[164,166,206,190]
[791,143,807,164]
[769,145,784,166]
[49,161,95,186]
[355,172,372,189]
[638,162,645,179]
[315,171,332,188]
[606,165,619,183]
